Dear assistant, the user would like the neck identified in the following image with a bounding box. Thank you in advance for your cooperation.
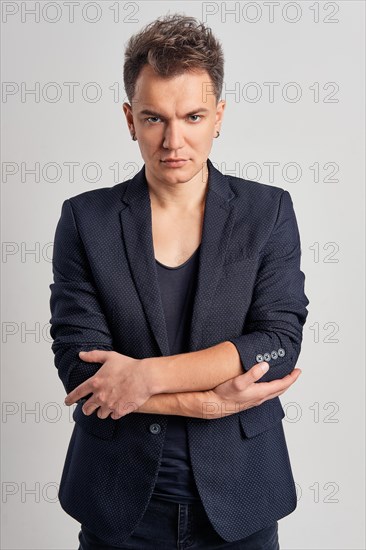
[145,161,209,212]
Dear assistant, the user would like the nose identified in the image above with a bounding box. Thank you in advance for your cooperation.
[162,121,185,151]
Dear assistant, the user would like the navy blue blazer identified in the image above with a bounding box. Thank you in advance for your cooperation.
[49,157,309,545]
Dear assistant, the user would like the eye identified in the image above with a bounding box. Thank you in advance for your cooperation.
[188,114,202,122]
[145,116,161,124]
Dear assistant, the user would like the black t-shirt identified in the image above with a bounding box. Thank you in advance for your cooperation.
[152,245,201,503]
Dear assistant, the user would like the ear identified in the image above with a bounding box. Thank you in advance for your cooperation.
[122,102,135,134]
[215,99,226,133]
[216,99,226,118]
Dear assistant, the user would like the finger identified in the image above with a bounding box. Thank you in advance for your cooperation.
[258,374,300,403]
[248,362,270,382]
[78,350,111,363]
[64,382,91,405]
[256,368,302,399]
[232,362,269,391]
[288,368,302,379]
[96,406,114,419]
[82,398,101,416]
[275,368,302,388]
[111,402,137,420]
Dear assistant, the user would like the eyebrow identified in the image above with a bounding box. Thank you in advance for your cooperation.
[138,107,210,117]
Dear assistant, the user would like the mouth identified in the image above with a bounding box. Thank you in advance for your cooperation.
[161,159,189,168]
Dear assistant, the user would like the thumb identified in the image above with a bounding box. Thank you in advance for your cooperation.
[250,361,269,381]
[78,349,110,363]
[230,361,269,392]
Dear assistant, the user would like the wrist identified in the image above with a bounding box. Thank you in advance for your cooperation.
[140,357,164,395]
[199,390,220,420]
[177,390,215,419]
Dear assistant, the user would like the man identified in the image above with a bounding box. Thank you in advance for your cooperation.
[49,13,309,549]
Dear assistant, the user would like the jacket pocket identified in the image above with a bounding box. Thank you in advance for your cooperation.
[239,397,285,438]
[72,399,117,440]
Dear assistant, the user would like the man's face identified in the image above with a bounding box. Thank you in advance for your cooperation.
[123,64,225,186]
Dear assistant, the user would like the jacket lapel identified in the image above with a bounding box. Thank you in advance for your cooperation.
[119,158,236,356]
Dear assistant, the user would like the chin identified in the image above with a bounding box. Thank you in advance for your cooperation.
[162,173,192,183]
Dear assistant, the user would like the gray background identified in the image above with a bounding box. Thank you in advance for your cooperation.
[1,1,365,548]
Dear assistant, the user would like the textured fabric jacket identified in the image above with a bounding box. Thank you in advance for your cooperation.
[49,157,309,545]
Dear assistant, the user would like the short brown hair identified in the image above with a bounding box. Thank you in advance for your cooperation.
[123,13,224,105]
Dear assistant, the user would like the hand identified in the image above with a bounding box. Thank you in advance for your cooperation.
[63,350,152,419]
[202,362,301,419]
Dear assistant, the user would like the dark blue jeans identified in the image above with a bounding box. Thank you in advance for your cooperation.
[78,494,280,549]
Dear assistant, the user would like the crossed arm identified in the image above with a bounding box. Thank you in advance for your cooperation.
[135,340,247,416]
[131,341,301,418]
[50,193,308,421]
[64,341,301,420]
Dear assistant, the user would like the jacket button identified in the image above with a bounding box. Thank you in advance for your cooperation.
[256,354,263,362]
[278,348,285,357]
[271,350,278,360]
[149,423,161,435]
[263,352,271,361]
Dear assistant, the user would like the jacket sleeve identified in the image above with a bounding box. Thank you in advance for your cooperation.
[49,199,114,396]
[227,190,309,381]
